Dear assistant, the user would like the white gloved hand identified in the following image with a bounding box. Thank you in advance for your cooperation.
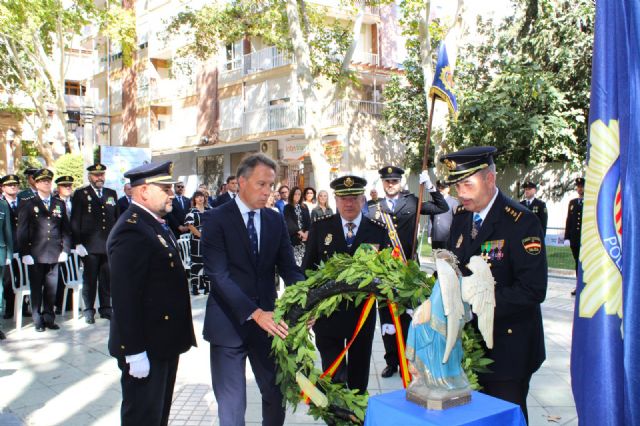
[75,244,88,257]
[563,240,571,247]
[22,255,34,265]
[381,323,396,336]
[419,171,434,191]
[58,252,68,263]
[126,351,150,379]
[5,258,10,265]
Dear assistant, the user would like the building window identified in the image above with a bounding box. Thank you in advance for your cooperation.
[64,81,86,96]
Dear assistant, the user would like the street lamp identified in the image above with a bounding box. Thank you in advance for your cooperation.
[98,121,110,135]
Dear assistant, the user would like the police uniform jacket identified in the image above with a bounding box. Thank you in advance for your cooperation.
[107,203,196,360]
[302,213,391,337]
[520,198,548,235]
[17,196,72,263]
[4,198,19,247]
[0,199,14,263]
[447,190,547,382]
[71,186,119,254]
[564,198,583,246]
[16,188,36,206]
[368,190,448,257]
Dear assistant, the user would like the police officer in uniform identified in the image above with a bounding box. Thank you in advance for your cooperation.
[107,161,196,426]
[17,167,38,204]
[71,164,119,323]
[441,147,547,423]
[54,175,74,314]
[564,177,584,296]
[302,175,390,394]
[1,174,21,320]
[520,181,548,235]
[0,187,13,339]
[17,169,72,332]
[368,166,449,378]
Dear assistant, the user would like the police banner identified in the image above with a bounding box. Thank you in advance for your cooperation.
[570,1,640,425]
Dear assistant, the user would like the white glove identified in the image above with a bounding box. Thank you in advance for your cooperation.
[5,258,10,265]
[563,240,571,247]
[58,252,68,263]
[381,323,396,336]
[126,351,150,379]
[75,244,88,257]
[22,255,34,265]
[419,171,434,191]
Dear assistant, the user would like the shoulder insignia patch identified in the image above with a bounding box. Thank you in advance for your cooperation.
[126,213,139,224]
[522,236,542,255]
[370,218,386,228]
[317,214,333,221]
[504,206,523,222]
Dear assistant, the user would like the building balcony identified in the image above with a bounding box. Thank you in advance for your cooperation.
[351,51,379,66]
[219,46,293,85]
[243,103,305,135]
[325,100,383,126]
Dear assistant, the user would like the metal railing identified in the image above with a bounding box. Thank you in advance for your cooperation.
[352,51,379,66]
[218,45,293,84]
[325,100,383,126]
[243,103,305,135]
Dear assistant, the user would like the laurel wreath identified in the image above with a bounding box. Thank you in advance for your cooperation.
[272,246,490,425]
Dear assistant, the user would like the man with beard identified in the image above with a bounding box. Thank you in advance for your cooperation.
[71,164,119,324]
[107,161,196,426]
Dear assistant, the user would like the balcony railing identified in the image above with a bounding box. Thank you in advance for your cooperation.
[351,51,379,66]
[243,103,305,135]
[325,100,383,126]
[219,46,293,84]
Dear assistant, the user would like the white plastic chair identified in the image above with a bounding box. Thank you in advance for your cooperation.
[60,250,84,320]
[177,238,191,271]
[8,253,31,330]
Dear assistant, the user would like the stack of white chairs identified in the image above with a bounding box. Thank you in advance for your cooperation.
[60,249,84,320]
[8,253,30,331]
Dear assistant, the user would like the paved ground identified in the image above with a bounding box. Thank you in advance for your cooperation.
[0,271,578,426]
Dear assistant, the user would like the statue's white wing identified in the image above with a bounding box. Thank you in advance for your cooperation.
[438,257,464,363]
[461,256,496,349]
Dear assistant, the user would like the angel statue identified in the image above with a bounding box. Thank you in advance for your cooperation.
[405,250,495,410]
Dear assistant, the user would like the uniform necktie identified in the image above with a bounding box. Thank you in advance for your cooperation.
[97,189,103,199]
[179,196,184,209]
[11,201,16,209]
[345,222,356,247]
[43,198,50,210]
[247,211,259,257]
[389,199,396,212]
[232,193,236,200]
[472,213,482,240]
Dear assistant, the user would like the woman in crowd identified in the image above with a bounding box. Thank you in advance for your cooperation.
[284,186,310,266]
[266,191,280,212]
[302,187,316,211]
[184,191,211,295]
[311,189,333,222]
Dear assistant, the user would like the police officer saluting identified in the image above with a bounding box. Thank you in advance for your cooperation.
[107,161,195,426]
[17,169,72,332]
[71,164,119,323]
[441,147,546,423]
[368,165,449,378]
[302,175,390,394]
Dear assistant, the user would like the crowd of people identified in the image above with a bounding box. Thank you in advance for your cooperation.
[0,148,585,426]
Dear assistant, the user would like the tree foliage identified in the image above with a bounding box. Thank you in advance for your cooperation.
[448,0,594,167]
[53,153,85,189]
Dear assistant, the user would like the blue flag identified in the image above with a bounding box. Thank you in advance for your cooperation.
[570,1,640,425]
[429,41,458,116]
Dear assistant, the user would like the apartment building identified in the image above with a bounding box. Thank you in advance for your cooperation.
[86,0,408,193]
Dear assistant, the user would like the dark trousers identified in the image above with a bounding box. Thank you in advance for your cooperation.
[29,263,59,326]
[2,265,14,317]
[314,304,376,393]
[118,356,179,426]
[378,307,411,368]
[209,324,285,426]
[431,240,447,250]
[481,375,532,424]
[82,253,111,314]
[570,243,581,274]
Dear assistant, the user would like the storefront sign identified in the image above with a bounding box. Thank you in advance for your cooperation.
[280,139,308,161]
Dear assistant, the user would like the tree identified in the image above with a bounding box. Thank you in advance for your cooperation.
[166,0,373,187]
[448,0,594,167]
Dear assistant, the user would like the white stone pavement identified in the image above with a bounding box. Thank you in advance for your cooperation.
[0,273,578,426]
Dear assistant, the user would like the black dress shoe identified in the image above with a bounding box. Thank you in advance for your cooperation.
[100,312,112,320]
[85,313,95,324]
[45,323,60,330]
[381,365,398,378]
[35,325,46,332]
[571,288,577,296]
[0,330,6,340]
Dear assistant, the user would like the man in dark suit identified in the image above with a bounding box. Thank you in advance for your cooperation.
[17,169,72,332]
[201,153,304,426]
[302,175,390,394]
[564,177,584,296]
[107,161,196,426]
[1,174,20,320]
[520,181,548,235]
[166,181,190,236]
[368,165,449,378]
[441,147,547,423]
[210,175,238,208]
[71,164,120,323]
[117,183,132,212]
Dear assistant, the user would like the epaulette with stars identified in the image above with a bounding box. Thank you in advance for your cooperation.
[125,212,139,224]
[454,205,467,215]
[504,206,523,222]
[315,213,334,222]
[365,216,387,229]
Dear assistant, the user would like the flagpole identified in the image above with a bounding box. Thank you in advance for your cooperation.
[411,95,437,260]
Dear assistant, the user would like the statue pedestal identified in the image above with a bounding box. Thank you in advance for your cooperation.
[406,390,471,410]
[364,390,526,426]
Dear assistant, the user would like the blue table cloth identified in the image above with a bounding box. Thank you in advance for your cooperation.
[364,390,526,426]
